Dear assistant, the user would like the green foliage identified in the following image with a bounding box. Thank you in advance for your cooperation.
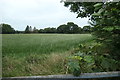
[38,22,91,34]
[64,2,97,18]
[82,25,92,33]
[33,27,39,33]
[25,25,30,33]
[67,42,120,75]
[92,2,120,60]
[0,23,15,34]
[64,1,120,76]
[43,27,57,33]
[68,60,81,76]
[57,22,81,33]
[63,1,120,59]
[57,24,67,33]
[39,29,44,33]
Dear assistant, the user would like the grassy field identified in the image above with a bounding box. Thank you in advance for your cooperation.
[2,34,93,77]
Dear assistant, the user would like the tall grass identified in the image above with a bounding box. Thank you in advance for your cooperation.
[2,34,93,77]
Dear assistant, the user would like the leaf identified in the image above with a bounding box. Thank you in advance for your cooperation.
[67,58,81,76]
[101,59,110,70]
[75,51,84,57]
[94,3,103,12]
[94,3,103,8]
[68,60,80,72]
[100,58,117,70]
[74,56,82,60]
[69,55,82,61]
[92,13,100,17]
[103,27,114,32]
[98,8,104,14]
[73,68,81,76]
[78,44,84,48]
[108,58,118,70]
[84,55,94,63]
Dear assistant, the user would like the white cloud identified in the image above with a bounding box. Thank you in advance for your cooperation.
[0,0,89,31]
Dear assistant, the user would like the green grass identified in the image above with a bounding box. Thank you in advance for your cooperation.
[2,34,94,77]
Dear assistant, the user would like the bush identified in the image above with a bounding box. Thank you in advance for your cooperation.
[66,42,120,76]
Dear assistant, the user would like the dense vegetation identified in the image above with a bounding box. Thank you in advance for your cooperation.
[24,22,92,34]
[0,22,92,34]
[1,1,120,78]
[2,34,93,77]
[63,1,120,76]
[0,24,15,34]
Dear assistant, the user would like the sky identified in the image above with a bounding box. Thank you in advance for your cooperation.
[0,0,89,31]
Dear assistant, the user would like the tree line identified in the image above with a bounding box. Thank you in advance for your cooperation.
[0,22,92,34]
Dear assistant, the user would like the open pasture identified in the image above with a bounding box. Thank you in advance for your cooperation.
[2,34,93,77]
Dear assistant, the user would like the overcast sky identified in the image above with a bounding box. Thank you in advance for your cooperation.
[0,0,89,31]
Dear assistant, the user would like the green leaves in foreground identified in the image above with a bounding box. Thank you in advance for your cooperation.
[67,42,120,76]
[67,52,95,76]
[68,59,81,76]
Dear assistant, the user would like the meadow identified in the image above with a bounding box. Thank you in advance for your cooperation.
[2,34,93,77]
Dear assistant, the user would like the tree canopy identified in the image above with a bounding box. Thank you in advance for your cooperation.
[0,23,15,34]
[63,1,120,76]
[63,1,120,59]
[57,22,81,33]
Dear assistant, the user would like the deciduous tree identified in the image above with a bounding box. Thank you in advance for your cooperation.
[1,23,15,34]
